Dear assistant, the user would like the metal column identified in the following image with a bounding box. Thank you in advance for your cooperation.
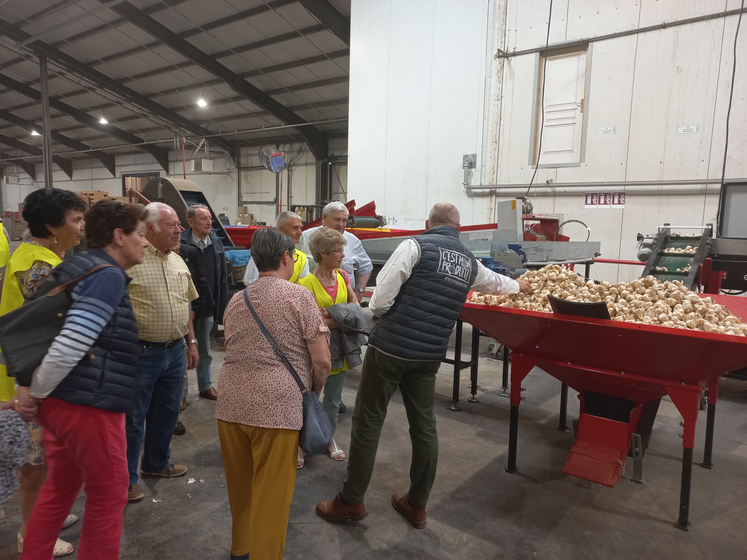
[39,56,53,189]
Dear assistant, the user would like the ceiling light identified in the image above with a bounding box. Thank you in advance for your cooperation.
[197,98,207,108]
[31,130,39,136]
[99,117,108,124]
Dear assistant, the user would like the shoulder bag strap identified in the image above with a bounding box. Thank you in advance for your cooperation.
[242,288,308,394]
[46,264,116,297]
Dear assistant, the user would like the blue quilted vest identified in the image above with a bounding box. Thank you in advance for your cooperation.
[369,225,478,361]
[46,250,138,413]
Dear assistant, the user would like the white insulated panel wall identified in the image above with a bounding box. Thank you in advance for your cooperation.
[348,0,492,228]
[348,0,746,282]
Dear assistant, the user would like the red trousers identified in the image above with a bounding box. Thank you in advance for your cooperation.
[21,398,129,560]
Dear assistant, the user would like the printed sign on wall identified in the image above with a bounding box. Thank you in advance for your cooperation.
[585,192,625,208]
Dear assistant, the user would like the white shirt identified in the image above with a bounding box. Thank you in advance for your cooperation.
[243,249,310,285]
[302,227,373,290]
[369,238,520,318]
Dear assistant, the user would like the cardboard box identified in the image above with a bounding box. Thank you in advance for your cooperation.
[10,217,27,240]
[237,206,249,215]
[110,196,129,203]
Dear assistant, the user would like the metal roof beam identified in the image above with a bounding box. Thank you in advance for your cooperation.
[0,108,115,176]
[0,72,170,172]
[0,19,238,161]
[0,0,187,73]
[1,150,36,181]
[104,1,329,161]
[298,0,350,46]
[0,132,73,179]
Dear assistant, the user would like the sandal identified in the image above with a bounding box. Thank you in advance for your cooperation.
[17,533,74,557]
[328,437,346,461]
[297,446,305,470]
[61,514,78,530]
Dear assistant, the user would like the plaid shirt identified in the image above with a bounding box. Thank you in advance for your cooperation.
[128,243,199,342]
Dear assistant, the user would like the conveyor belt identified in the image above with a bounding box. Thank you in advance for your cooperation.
[640,225,711,289]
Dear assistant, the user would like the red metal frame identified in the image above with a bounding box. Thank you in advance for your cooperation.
[459,301,747,526]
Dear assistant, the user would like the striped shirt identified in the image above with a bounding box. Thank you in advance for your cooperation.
[127,243,199,342]
[31,251,126,399]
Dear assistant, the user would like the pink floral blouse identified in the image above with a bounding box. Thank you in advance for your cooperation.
[216,277,329,430]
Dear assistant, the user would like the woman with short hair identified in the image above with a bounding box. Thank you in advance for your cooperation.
[0,187,85,557]
[216,227,331,560]
[13,199,149,560]
[298,227,359,462]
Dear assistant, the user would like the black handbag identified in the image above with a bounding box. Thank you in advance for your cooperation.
[0,264,113,387]
[242,289,332,455]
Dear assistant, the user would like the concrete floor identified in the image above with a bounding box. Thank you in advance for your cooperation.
[1,314,747,559]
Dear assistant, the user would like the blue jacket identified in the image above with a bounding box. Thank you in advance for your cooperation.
[180,228,229,324]
[47,251,139,413]
[368,226,478,361]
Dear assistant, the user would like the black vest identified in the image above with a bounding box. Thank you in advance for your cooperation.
[47,252,139,413]
[369,225,477,361]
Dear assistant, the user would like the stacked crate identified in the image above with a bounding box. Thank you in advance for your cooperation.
[78,190,110,208]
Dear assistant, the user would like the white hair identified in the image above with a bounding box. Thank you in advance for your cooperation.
[322,201,348,216]
[276,211,302,227]
[144,202,173,233]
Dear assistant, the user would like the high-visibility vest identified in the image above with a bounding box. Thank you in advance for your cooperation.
[0,223,9,300]
[298,269,348,308]
[298,270,349,374]
[291,249,307,284]
[0,242,62,401]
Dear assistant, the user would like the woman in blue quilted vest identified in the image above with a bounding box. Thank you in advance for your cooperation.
[13,200,148,560]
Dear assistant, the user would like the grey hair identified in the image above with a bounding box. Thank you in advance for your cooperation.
[322,201,348,216]
[187,204,210,220]
[428,202,460,228]
[144,202,173,233]
[276,211,302,227]
[309,227,346,263]
[251,228,296,272]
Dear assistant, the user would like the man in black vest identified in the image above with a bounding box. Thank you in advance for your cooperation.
[316,203,530,528]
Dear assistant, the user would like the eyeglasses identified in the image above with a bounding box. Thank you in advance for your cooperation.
[329,249,345,254]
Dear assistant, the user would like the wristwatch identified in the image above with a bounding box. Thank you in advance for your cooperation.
[356,287,365,294]
[188,339,198,345]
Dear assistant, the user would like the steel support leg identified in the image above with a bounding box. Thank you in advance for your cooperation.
[506,404,519,474]
[700,378,718,469]
[468,326,480,403]
[558,383,569,431]
[676,447,694,530]
[449,319,463,411]
[499,346,510,398]
[631,433,643,484]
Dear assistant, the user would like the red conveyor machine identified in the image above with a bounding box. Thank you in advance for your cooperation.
[458,298,747,530]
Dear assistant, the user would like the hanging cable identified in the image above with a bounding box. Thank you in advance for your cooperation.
[525,0,554,200]
[716,0,744,236]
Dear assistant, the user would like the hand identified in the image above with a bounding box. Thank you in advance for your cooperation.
[518,279,532,293]
[187,343,199,370]
[13,387,39,421]
[321,308,337,330]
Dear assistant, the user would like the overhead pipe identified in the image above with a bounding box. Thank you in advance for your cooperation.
[464,178,747,198]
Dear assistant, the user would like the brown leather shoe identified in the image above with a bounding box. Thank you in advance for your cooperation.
[316,493,367,523]
[141,464,188,478]
[128,483,144,503]
[391,493,426,529]
[199,387,218,401]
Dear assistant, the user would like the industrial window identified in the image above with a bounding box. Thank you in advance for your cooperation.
[532,47,589,167]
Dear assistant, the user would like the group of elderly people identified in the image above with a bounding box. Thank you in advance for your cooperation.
[0,192,527,560]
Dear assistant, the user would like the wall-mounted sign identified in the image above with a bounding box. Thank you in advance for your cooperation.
[585,192,625,208]
[598,126,616,135]
[677,125,699,134]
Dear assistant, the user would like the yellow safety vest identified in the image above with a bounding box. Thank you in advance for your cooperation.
[0,223,9,299]
[291,249,307,284]
[298,270,349,375]
[0,242,62,401]
[298,269,348,308]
